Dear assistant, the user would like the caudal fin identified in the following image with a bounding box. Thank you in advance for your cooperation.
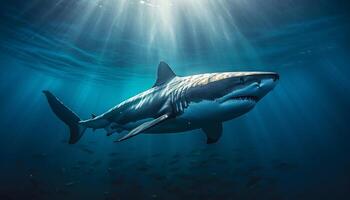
[43,90,86,144]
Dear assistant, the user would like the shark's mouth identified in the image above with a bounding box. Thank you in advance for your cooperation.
[229,95,259,102]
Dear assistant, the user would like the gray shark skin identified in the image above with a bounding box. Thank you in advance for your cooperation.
[43,62,279,144]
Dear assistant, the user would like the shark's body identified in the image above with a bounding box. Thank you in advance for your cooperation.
[44,62,279,144]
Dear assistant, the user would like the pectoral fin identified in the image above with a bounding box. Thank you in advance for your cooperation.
[115,114,170,142]
[202,123,223,144]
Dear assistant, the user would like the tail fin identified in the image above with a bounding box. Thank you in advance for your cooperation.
[43,90,86,144]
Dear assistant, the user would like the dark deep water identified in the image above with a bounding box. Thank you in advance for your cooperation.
[1,0,350,199]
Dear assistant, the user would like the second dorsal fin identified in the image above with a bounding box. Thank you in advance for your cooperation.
[153,61,176,87]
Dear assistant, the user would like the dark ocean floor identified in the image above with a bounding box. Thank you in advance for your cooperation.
[1,145,299,199]
[1,131,350,200]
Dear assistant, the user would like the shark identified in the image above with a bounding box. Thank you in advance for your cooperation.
[43,62,279,144]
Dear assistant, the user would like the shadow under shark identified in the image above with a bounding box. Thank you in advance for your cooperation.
[44,62,279,144]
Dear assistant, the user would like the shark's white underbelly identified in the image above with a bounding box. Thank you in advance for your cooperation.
[122,99,254,134]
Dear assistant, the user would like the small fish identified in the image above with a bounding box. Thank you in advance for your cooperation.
[168,160,179,165]
[211,158,228,164]
[92,160,102,166]
[81,148,94,154]
[136,166,149,172]
[208,152,220,158]
[111,177,124,186]
[29,174,39,188]
[196,160,210,168]
[172,154,181,159]
[273,162,298,171]
[65,181,75,186]
[151,153,162,158]
[177,173,193,181]
[15,159,24,167]
[77,161,88,165]
[232,147,241,152]
[246,176,262,188]
[108,152,119,157]
[55,188,71,196]
[234,156,245,163]
[60,167,66,174]
[71,165,81,170]
[151,174,166,181]
[31,153,48,159]
[248,165,263,172]
[168,166,180,172]
[104,191,110,196]
[189,149,201,156]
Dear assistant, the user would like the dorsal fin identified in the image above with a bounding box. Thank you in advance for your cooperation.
[153,61,176,87]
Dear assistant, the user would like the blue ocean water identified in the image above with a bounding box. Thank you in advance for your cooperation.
[0,0,349,199]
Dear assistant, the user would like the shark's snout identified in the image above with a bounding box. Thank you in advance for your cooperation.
[257,72,279,92]
[218,72,279,104]
[246,72,279,101]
